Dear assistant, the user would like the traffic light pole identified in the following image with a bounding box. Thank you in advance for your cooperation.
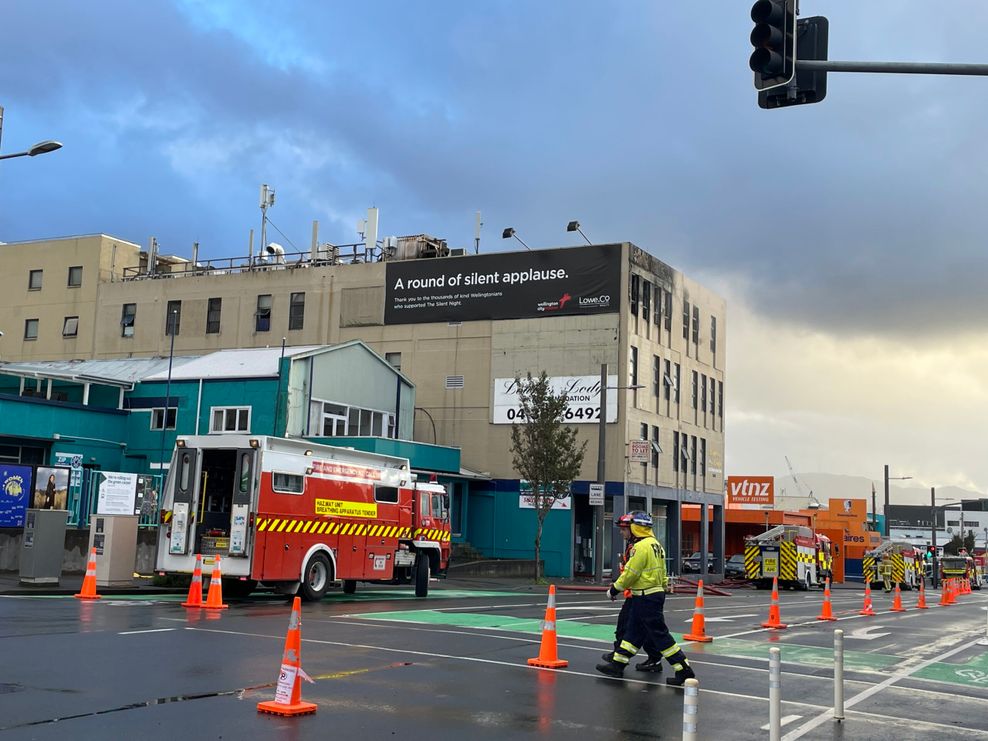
[798,60,988,76]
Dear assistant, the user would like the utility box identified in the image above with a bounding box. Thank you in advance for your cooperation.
[88,515,139,587]
[19,509,69,585]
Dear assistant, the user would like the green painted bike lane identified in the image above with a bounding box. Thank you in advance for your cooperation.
[358,609,988,691]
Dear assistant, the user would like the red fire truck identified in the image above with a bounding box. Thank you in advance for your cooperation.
[156,435,450,599]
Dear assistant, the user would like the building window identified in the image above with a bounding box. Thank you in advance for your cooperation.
[673,431,680,473]
[206,298,222,334]
[664,290,672,331]
[663,359,672,401]
[640,423,649,468]
[682,299,690,340]
[630,274,640,315]
[700,438,707,477]
[691,370,698,410]
[630,346,638,387]
[718,380,724,418]
[121,303,136,337]
[24,318,39,340]
[692,306,700,345]
[67,265,83,288]
[700,374,707,417]
[642,280,651,320]
[710,316,717,355]
[210,406,251,433]
[709,377,716,414]
[28,270,43,290]
[62,316,79,338]
[674,363,681,404]
[385,352,402,371]
[255,294,272,332]
[651,426,661,467]
[310,400,396,439]
[652,356,660,396]
[653,287,662,326]
[289,292,305,331]
[151,407,177,430]
[166,300,182,336]
[690,435,697,475]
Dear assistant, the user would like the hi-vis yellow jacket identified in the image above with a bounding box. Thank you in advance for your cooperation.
[613,535,667,592]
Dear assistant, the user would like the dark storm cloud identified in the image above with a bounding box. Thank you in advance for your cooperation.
[1,1,986,338]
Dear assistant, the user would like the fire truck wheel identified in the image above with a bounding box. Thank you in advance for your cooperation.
[414,552,430,598]
[342,580,357,594]
[300,552,332,601]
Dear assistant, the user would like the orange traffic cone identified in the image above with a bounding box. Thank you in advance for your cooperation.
[890,583,906,612]
[203,556,228,610]
[947,579,958,604]
[182,554,204,608]
[257,596,317,716]
[683,580,713,642]
[938,579,952,606]
[916,579,929,609]
[859,582,875,616]
[74,547,102,600]
[817,578,837,621]
[528,585,568,668]
[963,578,972,595]
[761,576,788,629]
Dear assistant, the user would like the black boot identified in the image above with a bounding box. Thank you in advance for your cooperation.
[601,652,618,662]
[665,662,696,687]
[635,656,664,673]
[595,659,625,678]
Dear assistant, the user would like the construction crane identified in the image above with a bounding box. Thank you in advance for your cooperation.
[785,456,822,509]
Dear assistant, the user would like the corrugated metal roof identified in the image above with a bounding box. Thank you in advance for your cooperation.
[0,356,198,386]
[143,346,323,380]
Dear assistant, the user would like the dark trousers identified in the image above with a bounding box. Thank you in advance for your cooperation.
[615,592,687,668]
[613,597,660,659]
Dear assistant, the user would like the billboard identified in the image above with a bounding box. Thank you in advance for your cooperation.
[727,475,775,507]
[493,375,618,424]
[384,244,621,324]
[0,465,33,527]
[33,466,70,510]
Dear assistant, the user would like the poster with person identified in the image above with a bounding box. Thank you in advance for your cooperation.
[33,466,70,510]
[0,465,33,527]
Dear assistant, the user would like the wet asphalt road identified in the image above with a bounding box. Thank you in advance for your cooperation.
[1,582,988,740]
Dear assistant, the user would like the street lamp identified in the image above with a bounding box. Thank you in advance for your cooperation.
[883,464,912,537]
[566,220,592,246]
[501,228,531,251]
[594,362,645,583]
[0,105,62,161]
[930,491,962,588]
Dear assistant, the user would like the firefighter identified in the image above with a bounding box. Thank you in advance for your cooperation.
[600,513,663,673]
[595,511,695,686]
[880,554,893,593]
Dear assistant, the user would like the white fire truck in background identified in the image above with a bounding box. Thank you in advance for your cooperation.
[156,436,451,599]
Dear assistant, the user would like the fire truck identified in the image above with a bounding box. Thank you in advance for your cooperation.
[156,435,451,600]
[939,550,984,589]
[863,541,922,590]
[744,525,832,590]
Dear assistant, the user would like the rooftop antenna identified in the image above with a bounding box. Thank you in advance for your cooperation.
[474,210,483,254]
[259,184,275,258]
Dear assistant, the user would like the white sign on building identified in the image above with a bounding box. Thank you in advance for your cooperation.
[493,375,618,424]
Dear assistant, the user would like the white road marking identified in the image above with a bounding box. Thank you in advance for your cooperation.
[761,715,801,730]
[701,613,759,623]
[118,627,176,635]
[845,625,891,640]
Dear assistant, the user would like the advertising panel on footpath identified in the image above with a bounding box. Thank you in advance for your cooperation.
[727,475,775,508]
[0,465,34,527]
[384,243,622,324]
[33,467,70,510]
[493,375,618,424]
[96,472,139,515]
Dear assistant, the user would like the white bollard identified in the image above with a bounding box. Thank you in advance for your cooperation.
[978,608,988,647]
[834,629,845,721]
[681,677,699,741]
[769,646,781,741]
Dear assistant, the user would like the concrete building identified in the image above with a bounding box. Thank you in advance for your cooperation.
[0,233,727,577]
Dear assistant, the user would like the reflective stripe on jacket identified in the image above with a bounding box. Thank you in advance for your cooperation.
[613,535,666,592]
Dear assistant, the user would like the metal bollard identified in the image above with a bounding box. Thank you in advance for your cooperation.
[769,647,781,741]
[834,629,845,721]
[682,677,699,741]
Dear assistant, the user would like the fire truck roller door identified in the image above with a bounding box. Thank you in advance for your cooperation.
[780,541,799,584]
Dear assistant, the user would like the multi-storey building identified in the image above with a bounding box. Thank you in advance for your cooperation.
[0,233,726,577]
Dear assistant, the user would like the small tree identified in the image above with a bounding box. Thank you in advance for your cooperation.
[964,529,977,553]
[944,534,964,556]
[509,372,587,582]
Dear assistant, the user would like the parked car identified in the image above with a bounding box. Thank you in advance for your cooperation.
[683,552,714,574]
[725,554,747,579]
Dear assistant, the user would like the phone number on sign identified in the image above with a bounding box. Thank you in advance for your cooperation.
[503,406,602,422]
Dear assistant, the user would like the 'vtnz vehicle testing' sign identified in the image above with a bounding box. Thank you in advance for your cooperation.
[384,244,621,324]
[493,375,619,424]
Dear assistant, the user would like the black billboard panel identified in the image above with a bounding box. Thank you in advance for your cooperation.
[384,244,622,324]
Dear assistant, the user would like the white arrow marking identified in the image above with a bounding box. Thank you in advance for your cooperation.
[695,613,759,623]
[845,625,891,640]
[761,715,802,730]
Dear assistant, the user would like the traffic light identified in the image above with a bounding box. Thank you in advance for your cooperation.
[758,16,829,109]
[749,0,796,91]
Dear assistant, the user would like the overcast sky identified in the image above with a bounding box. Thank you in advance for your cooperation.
[2,2,986,494]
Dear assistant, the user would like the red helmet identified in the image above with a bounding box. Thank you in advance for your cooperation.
[616,513,635,528]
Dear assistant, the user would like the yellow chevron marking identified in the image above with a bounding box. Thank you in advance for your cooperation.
[272,519,286,532]
[301,521,314,533]
[317,521,328,534]
[257,519,267,532]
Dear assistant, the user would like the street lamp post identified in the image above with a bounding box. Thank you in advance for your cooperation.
[930,492,963,588]
[883,464,912,537]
